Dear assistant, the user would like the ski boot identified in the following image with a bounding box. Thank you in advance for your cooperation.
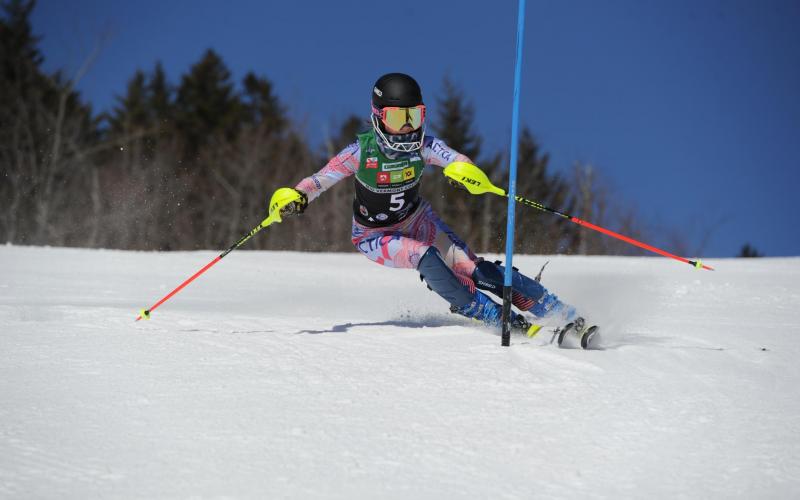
[554,317,600,349]
[450,291,542,337]
[512,313,543,338]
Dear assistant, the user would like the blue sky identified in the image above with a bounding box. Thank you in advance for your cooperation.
[32,0,800,257]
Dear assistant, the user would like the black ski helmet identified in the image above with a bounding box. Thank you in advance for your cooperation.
[372,73,423,108]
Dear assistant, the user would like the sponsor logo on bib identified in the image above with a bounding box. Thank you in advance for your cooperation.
[382,160,409,172]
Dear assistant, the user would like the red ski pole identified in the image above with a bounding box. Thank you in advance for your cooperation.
[135,188,302,321]
[443,162,714,271]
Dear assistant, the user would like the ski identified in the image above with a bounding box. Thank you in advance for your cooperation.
[554,317,599,349]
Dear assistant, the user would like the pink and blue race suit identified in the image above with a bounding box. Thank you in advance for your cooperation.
[295,131,479,290]
[294,129,572,321]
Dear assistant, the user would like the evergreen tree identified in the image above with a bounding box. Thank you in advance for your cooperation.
[0,0,40,243]
[1,0,97,245]
[324,114,364,159]
[432,76,482,160]
[108,62,173,139]
[426,76,487,247]
[103,62,183,250]
[513,127,575,254]
[109,69,150,133]
[241,72,285,133]
[738,243,763,258]
[0,0,41,102]
[175,49,243,156]
[517,129,551,199]
[0,1,635,255]
[148,62,172,125]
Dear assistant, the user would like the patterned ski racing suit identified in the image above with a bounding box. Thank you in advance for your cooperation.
[293,131,574,324]
[295,134,479,288]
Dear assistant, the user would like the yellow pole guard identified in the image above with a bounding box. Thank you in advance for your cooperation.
[443,162,507,197]
[263,187,303,227]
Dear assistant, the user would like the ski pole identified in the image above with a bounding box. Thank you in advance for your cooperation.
[443,162,714,271]
[134,188,302,321]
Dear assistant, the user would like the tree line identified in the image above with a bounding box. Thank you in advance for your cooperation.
[1,0,648,256]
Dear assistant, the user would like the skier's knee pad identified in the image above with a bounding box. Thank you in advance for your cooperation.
[472,260,546,302]
[417,247,473,308]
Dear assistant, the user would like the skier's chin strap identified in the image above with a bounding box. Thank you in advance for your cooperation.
[416,247,473,308]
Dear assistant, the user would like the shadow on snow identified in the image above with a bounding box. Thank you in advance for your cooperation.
[295,316,468,335]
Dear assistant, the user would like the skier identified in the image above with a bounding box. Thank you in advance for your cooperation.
[271,72,592,342]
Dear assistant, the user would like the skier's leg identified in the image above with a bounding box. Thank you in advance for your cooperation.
[421,203,576,321]
[423,203,479,284]
[412,202,578,330]
[407,203,533,330]
[417,246,534,329]
[471,259,577,321]
[416,246,473,308]
[351,213,529,331]
[405,203,506,324]
[352,224,473,305]
[352,230,428,269]
[352,228,489,317]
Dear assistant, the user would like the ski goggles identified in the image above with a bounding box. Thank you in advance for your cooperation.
[372,104,426,131]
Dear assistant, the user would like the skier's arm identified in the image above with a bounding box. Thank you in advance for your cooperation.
[273,142,360,217]
[294,142,360,203]
[423,136,473,168]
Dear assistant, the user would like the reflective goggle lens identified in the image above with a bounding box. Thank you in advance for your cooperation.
[376,105,426,131]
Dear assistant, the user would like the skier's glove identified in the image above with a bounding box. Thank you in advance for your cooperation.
[447,178,468,191]
[279,189,308,216]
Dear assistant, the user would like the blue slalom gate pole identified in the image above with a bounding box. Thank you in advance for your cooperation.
[502,0,527,347]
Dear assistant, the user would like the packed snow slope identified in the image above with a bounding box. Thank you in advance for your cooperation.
[1,245,799,499]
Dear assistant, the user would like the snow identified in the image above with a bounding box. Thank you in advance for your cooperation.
[1,245,799,498]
